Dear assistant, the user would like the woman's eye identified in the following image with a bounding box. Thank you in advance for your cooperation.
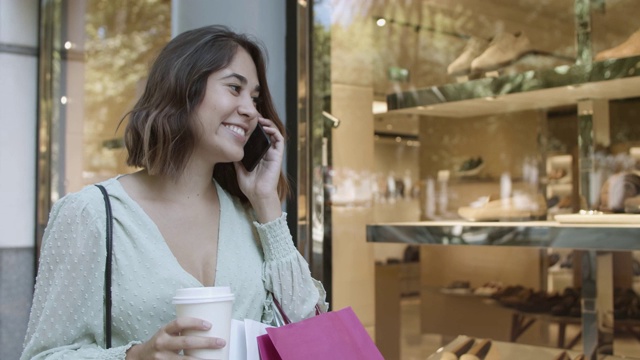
[229,84,241,93]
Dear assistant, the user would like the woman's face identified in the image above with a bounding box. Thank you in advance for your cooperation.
[193,47,260,166]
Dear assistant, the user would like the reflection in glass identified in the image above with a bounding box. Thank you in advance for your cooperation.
[37,0,170,249]
[82,0,171,186]
[316,0,640,359]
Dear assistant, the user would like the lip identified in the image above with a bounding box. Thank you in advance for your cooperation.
[222,122,249,141]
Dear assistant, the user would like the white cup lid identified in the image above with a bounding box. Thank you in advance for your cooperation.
[172,287,235,304]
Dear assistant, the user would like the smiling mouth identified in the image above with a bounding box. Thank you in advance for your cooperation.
[224,124,246,137]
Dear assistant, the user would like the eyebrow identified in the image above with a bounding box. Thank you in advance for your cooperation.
[222,73,261,92]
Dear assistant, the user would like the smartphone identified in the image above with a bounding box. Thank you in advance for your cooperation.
[241,123,272,172]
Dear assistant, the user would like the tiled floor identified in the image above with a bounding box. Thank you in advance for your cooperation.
[400,297,640,360]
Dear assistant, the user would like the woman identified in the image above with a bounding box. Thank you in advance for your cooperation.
[22,25,327,359]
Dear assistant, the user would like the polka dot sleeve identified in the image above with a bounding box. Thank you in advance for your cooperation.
[254,213,328,324]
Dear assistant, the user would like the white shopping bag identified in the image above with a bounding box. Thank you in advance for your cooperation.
[229,319,273,360]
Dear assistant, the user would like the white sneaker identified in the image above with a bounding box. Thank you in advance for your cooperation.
[470,31,533,72]
[447,37,490,76]
[595,29,640,61]
[458,193,547,221]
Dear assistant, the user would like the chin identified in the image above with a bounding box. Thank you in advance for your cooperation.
[229,154,244,164]
[220,147,244,163]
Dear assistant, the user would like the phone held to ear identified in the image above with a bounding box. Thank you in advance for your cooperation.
[241,123,272,172]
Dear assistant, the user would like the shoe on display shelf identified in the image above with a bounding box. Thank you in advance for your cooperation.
[440,280,473,295]
[595,28,640,61]
[447,36,490,76]
[599,171,640,213]
[547,195,573,220]
[456,157,484,178]
[547,168,572,184]
[459,339,492,360]
[473,281,503,297]
[470,31,533,73]
[457,193,547,221]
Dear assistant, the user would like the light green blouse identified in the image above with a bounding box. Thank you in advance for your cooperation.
[21,177,326,359]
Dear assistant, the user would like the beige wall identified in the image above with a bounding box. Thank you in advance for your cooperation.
[419,110,543,180]
[330,83,376,336]
[329,10,378,336]
[372,140,422,263]
[420,246,545,344]
[375,141,420,180]
[416,109,547,342]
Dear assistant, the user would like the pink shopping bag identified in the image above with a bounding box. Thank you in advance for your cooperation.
[257,307,383,360]
[256,332,281,360]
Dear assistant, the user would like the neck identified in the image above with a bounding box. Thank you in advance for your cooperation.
[137,165,217,204]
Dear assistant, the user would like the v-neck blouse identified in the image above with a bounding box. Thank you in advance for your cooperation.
[21,177,325,359]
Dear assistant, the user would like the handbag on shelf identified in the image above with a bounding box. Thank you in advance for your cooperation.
[95,184,113,349]
[258,297,383,360]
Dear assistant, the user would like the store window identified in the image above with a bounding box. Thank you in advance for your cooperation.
[37,0,171,246]
[312,0,640,359]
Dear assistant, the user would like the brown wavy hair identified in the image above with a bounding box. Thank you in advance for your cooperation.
[122,25,288,203]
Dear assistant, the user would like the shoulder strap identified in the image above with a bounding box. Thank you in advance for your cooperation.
[95,184,113,349]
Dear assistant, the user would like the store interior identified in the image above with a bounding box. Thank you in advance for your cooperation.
[323,0,640,359]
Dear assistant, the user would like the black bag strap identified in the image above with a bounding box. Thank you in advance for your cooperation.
[95,184,113,348]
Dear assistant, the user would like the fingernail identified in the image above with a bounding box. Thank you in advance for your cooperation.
[202,321,212,329]
[216,338,226,347]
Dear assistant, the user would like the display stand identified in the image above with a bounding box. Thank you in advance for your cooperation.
[374,0,640,356]
[369,222,640,359]
[427,335,633,360]
[508,309,640,349]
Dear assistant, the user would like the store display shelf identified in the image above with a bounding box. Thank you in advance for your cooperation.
[366,220,640,251]
[386,55,640,118]
[427,335,636,360]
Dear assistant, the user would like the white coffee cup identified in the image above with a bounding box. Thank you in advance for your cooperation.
[172,287,235,360]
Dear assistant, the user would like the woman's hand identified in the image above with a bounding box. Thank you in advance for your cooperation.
[235,117,285,223]
[126,317,225,359]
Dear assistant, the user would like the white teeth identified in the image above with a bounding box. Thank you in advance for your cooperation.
[224,124,245,136]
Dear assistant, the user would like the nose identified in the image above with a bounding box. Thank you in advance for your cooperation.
[238,94,259,120]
